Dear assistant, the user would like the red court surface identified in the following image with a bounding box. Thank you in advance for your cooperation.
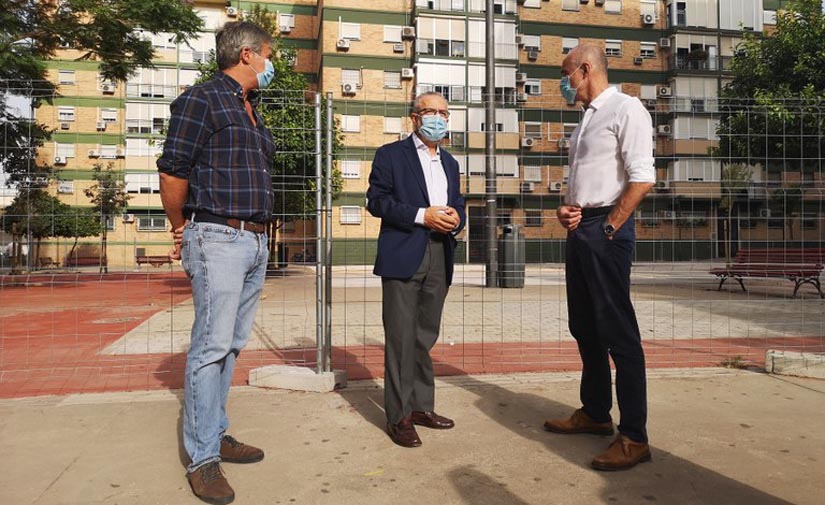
[2,273,823,399]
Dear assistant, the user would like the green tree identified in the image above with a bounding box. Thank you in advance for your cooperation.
[1,188,68,268]
[770,185,805,241]
[719,163,754,263]
[194,6,343,235]
[1,0,202,193]
[715,0,825,176]
[84,163,131,273]
[53,206,101,262]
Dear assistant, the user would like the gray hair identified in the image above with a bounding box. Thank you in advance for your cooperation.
[411,91,447,113]
[215,21,273,71]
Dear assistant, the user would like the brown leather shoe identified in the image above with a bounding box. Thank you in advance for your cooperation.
[411,411,455,429]
[387,416,422,448]
[187,461,234,505]
[543,408,614,436]
[591,434,652,471]
[220,435,264,464]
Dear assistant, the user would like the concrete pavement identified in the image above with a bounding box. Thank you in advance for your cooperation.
[2,368,823,505]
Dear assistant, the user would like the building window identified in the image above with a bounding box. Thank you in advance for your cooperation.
[55,143,75,158]
[384,25,402,42]
[279,13,295,32]
[640,42,656,59]
[384,71,402,89]
[340,160,360,179]
[524,79,541,95]
[522,35,540,51]
[416,38,434,55]
[604,0,622,14]
[137,215,168,231]
[100,144,118,159]
[340,206,362,225]
[676,2,686,27]
[58,70,75,85]
[561,0,579,12]
[523,166,542,182]
[605,40,622,57]
[125,173,160,194]
[384,117,402,134]
[341,115,360,132]
[57,106,75,122]
[341,23,361,40]
[100,108,118,123]
[523,122,542,138]
[636,209,660,227]
[525,210,543,227]
[562,37,578,54]
[801,213,819,230]
[563,123,577,138]
[103,217,116,232]
[341,69,360,86]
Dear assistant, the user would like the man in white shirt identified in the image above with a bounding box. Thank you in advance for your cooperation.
[367,92,466,448]
[543,44,655,471]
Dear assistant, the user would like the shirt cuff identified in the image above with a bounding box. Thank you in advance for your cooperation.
[626,158,656,183]
[415,208,426,226]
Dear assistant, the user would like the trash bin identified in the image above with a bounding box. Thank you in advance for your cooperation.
[277,243,289,268]
[497,224,525,288]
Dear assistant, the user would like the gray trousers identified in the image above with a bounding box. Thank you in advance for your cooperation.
[382,240,448,425]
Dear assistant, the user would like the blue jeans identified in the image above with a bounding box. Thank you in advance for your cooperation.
[181,221,269,472]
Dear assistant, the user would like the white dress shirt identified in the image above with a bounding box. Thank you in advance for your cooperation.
[565,86,656,208]
[412,132,449,225]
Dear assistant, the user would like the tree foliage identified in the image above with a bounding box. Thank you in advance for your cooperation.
[84,163,131,272]
[195,6,343,225]
[714,0,825,174]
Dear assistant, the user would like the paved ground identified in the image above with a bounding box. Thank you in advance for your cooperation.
[1,369,823,505]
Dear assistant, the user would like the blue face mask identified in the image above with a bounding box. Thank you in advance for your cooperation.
[251,53,275,89]
[418,115,448,142]
[559,65,583,105]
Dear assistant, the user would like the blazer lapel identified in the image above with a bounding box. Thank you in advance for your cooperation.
[403,135,430,204]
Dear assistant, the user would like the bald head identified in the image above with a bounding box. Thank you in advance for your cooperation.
[564,44,608,75]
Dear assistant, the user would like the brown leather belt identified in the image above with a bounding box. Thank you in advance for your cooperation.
[193,211,267,233]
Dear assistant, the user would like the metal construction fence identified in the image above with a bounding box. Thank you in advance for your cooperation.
[1,84,823,397]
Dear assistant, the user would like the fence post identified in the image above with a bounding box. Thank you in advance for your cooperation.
[314,92,324,374]
[324,92,334,372]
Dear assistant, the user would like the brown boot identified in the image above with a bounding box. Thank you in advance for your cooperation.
[591,434,652,471]
[220,435,264,464]
[187,461,235,505]
[544,408,614,436]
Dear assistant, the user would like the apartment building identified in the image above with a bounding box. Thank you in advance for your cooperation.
[28,0,814,268]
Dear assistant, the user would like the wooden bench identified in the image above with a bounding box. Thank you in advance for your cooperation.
[37,257,56,268]
[136,255,173,268]
[709,248,825,298]
[64,256,102,267]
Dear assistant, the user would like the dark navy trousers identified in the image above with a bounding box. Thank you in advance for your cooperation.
[565,213,647,443]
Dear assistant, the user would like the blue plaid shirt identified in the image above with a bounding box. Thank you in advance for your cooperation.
[157,72,275,223]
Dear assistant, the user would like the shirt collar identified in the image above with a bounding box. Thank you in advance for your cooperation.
[412,131,440,156]
[587,86,618,111]
[217,72,260,107]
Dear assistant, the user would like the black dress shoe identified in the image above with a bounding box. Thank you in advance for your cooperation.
[411,411,455,429]
[387,417,422,448]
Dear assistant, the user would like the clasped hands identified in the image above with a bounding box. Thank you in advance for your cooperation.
[424,206,460,234]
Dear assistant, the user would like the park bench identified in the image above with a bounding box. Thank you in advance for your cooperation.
[64,256,102,267]
[136,255,173,268]
[37,257,56,268]
[709,248,825,298]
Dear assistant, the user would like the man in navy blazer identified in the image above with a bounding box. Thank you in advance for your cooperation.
[366,92,466,448]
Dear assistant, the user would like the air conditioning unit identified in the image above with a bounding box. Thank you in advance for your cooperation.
[101,83,115,94]
[341,83,356,95]
[54,156,66,165]
[279,24,292,34]
[88,149,100,158]
[60,122,70,130]
[657,124,672,136]
[558,138,571,150]
[595,0,605,5]
[658,86,673,97]
[520,181,535,193]
[115,149,125,158]
[759,208,772,218]
[401,26,415,39]
[122,213,136,223]
[393,43,404,53]
[655,180,671,191]
[521,137,535,148]
[633,56,644,65]
[336,38,350,50]
[527,48,538,60]
[641,13,655,25]
[659,38,671,48]
[96,121,107,131]
[549,181,563,192]
[401,68,415,79]
[515,34,524,46]
[58,181,74,194]
[226,6,238,17]
[515,72,527,83]
[516,92,528,102]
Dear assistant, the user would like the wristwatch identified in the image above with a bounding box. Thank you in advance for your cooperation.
[603,223,617,237]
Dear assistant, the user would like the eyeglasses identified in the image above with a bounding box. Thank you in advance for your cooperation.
[415,108,450,119]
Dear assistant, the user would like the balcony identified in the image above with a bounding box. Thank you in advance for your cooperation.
[671,52,719,72]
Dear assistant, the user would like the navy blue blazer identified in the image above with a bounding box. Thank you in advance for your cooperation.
[366,135,466,285]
